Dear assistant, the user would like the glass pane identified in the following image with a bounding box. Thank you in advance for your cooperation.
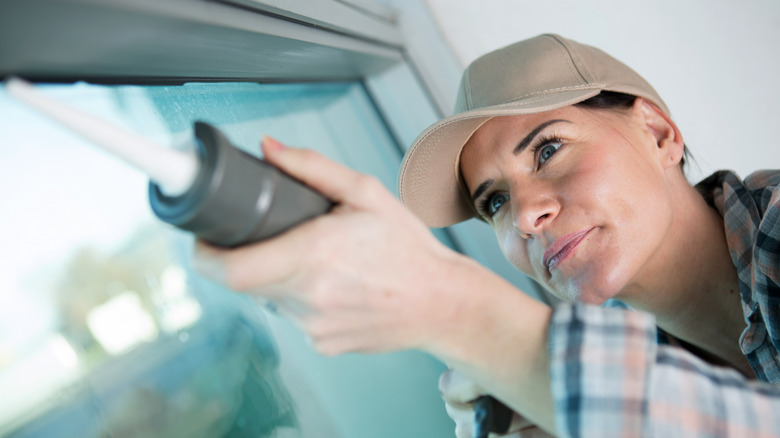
[0,81,451,437]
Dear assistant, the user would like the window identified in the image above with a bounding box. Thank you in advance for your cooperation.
[1,80,454,437]
[1,1,546,436]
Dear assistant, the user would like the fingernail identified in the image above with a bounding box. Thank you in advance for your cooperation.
[262,135,286,152]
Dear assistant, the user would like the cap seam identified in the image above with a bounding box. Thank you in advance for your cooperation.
[547,34,594,84]
[459,83,601,114]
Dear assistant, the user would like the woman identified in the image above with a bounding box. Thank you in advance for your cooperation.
[196,34,780,436]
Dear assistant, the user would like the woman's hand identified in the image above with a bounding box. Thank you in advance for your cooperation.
[193,137,479,356]
[439,369,555,438]
[194,138,558,433]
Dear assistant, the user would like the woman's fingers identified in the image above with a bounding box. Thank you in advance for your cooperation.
[195,138,369,293]
[193,138,477,356]
[445,401,477,438]
[191,217,313,296]
[440,369,486,406]
[439,370,550,438]
[261,136,391,208]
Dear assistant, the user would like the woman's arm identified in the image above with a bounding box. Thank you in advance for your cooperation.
[192,141,780,438]
[193,138,558,433]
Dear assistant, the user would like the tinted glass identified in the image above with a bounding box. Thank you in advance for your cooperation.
[0,81,451,437]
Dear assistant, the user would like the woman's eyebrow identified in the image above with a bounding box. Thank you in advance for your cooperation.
[471,179,494,201]
[513,119,571,155]
[470,119,572,202]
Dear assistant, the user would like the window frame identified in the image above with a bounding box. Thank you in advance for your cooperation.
[0,0,401,83]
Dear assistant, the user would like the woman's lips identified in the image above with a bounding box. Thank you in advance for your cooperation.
[543,228,594,271]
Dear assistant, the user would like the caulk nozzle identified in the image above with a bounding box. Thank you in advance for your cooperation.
[5,77,199,197]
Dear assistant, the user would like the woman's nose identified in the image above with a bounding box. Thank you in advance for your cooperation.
[511,189,559,238]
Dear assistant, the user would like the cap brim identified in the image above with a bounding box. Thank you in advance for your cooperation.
[399,88,600,228]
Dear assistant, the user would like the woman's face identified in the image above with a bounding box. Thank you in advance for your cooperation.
[460,102,680,304]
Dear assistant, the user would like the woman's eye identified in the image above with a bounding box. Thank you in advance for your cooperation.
[537,141,562,165]
[488,193,508,215]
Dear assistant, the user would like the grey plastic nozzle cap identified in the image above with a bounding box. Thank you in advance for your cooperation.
[149,122,332,247]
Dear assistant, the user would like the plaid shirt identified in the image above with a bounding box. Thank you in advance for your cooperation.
[548,170,780,437]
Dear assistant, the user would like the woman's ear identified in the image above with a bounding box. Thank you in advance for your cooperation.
[634,98,685,169]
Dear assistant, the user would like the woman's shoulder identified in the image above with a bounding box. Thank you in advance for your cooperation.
[696,169,779,193]
[743,170,780,193]
[695,170,778,216]
[742,170,780,223]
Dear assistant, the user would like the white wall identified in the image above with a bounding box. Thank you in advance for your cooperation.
[422,0,780,183]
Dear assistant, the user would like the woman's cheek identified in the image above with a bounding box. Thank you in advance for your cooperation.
[495,225,533,275]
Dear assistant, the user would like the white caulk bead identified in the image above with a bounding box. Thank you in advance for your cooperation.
[5,77,199,197]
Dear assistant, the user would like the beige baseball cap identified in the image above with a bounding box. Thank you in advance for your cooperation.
[398,33,669,228]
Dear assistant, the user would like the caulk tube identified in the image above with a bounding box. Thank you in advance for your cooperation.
[150,122,332,247]
[5,77,332,247]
